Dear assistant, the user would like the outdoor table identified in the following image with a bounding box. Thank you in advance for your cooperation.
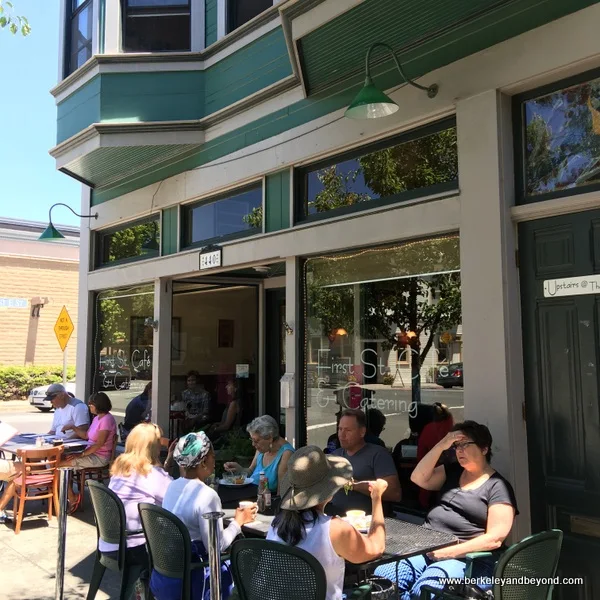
[222,508,274,537]
[0,433,87,457]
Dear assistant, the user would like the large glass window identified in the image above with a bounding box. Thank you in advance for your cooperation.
[96,217,160,268]
[304,236,464,449]
[67,0,93,75]
[297,119,458,222]
[93,285,154,416]
[182,184,262,248]
[518,70,600,201]
[123,0,190,52]
[227,0,272,34]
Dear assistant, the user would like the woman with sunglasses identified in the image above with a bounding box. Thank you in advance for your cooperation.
[375,420,518,599]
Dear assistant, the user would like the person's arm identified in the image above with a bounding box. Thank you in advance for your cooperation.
[428,504,515,560]
[163,440,177,471]
[411,431,467,491]
[224,450,258,475]
[276,449,293,495]
[330,479,388,564]
[349,449,402,502]
[213,401,238,434]
[62,423,89,440]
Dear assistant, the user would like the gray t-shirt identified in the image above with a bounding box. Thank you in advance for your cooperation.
[329,443,397,514]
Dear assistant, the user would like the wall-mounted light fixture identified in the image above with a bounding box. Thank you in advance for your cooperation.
[144,317,159,331]
[38,203,98,241]
[345,42,438,120]
[284,321,294,335]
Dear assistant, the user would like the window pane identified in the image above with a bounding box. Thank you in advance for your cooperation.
[184,186,262,246]
[302,124,457,218]
[523,76,600,196]
[228,0,272,33]
[304,236,463,459]
[94,286,154,418]
[124,14,190,52]
[73,0,90,9]
[127,0,189,6]
[99,219,160,266]
[69,2,92,73]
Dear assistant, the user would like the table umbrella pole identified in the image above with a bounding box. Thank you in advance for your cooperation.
[55,467,72,600]
[203,511,225,600]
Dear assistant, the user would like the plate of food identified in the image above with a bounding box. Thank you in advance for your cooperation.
[342,511,372,533]
[218,476,254,487]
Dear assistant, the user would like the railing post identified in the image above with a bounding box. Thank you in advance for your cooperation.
[55,467,72,600]
[202,511,224,600]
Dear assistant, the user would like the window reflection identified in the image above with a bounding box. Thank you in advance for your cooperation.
[98,218,160,267]
[523,74,600,196]
[304,236,464,449]
[68,0,93,74]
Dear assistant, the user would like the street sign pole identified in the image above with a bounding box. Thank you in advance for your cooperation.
[62,348,68,386]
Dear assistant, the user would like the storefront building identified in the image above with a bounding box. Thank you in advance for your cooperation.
[52,1,600,593]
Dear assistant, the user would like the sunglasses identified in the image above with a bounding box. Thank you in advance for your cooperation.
[452,441,477,451]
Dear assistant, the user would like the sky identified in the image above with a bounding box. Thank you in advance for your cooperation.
[0,0,81,227]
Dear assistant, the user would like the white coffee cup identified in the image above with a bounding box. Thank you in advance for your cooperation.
[239,501,255,509]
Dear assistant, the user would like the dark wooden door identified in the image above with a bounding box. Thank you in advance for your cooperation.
[265,288,286,436]
[520,209,600,599]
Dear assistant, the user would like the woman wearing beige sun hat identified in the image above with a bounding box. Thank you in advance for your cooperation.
[267,445,388,600]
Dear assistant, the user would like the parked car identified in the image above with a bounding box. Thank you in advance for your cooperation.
[436,362,464,388]
[28,380,77,412]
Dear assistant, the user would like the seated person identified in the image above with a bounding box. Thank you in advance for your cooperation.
[100,423,175,572]
[61,392,118,513]
[327,409,401,516]
[416,402,454,508]
[206,380,242,439]
[267,446,388,600]
[121,382,152,442]
[154,432,256,600]
[374,421,518,600]
[182,371,212,432]
[48,383,90,440]
[224,415,294,494]
[325,408,386,454]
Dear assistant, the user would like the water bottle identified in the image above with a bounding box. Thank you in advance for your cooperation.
[264,487,272,512]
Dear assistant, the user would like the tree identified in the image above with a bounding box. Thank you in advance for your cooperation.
[107,221,159,262]
[0,1,30,35]
[305,125,462,404]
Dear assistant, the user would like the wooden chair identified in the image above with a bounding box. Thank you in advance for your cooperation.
[11,446,63,534]
[75,436,117,512]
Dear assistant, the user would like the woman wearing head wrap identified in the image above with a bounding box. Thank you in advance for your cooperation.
[150,431,256,600]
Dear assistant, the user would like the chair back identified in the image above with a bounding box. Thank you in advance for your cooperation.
[493,529,563,600]
[138,503,193,597]
[16,446,63,487]
[230,538,327,600]
[86,480,127,570]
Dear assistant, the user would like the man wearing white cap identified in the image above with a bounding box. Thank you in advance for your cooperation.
[47,383,90,440]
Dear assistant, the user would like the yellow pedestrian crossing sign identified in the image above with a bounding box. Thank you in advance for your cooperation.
[54,305,74,352]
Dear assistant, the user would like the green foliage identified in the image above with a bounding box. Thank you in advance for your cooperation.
[242,206,263,230]
[107,221,159,263]
[382,373,395,386]
[0,1,30,35]
[309,165,371,213]
[0,365,76,400]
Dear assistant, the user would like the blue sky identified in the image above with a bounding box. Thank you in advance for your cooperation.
[0,0,81,227]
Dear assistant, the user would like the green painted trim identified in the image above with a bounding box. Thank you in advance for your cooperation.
[57,75,102,144]
[87,0,596,204]
[99,0,106,54]
[162,206,179,255]
[265,170,291,233]
[205,0,218,47]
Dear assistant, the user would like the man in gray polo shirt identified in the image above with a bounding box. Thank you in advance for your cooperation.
[328,409,402,515]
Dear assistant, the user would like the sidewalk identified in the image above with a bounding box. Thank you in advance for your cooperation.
[0,400,32,413]
[0,495,121,599]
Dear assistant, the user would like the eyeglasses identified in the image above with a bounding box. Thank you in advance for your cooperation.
[453,441,477,451]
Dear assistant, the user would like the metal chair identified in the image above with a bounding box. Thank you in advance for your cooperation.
[230,538,327,600]
[138,503,212,600]
[86,480,150,600]
[420,529,564,600]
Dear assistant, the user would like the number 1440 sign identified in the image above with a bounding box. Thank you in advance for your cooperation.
[200,248,222,270]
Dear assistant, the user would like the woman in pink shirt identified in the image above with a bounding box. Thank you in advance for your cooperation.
[61,392,117,513]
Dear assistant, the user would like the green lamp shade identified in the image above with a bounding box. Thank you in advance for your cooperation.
[345,79,399,119]
[38,222,65,241]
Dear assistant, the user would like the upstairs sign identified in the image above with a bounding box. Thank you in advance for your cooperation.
[54,305,74,351]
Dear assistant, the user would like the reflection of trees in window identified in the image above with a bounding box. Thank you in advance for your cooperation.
[242,206,263,230]
[102,220,159,265]
[307,125,457,215]
[524,77,600,195]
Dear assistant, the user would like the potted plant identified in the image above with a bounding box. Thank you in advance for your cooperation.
[221,430,255,469]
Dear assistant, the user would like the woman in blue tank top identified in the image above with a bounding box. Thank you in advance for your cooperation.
[224,415,294,493]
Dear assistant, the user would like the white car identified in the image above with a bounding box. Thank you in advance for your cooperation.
[28,380,77,412]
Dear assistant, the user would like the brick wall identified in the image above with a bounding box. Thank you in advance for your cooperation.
[0,256,79,366]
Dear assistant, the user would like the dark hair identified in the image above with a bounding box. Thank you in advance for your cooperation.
[89,392,112,413]
[432,402,453,423]
[186,370,200,379]
[143,381,152,396]
[340,408,367,429]
[272,508,320,546]
[452,420,493,462]
[367,408,386,436]
[408,403,435,435]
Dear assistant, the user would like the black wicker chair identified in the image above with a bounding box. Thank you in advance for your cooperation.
[230,538,327,600]
[86,480,150,600]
